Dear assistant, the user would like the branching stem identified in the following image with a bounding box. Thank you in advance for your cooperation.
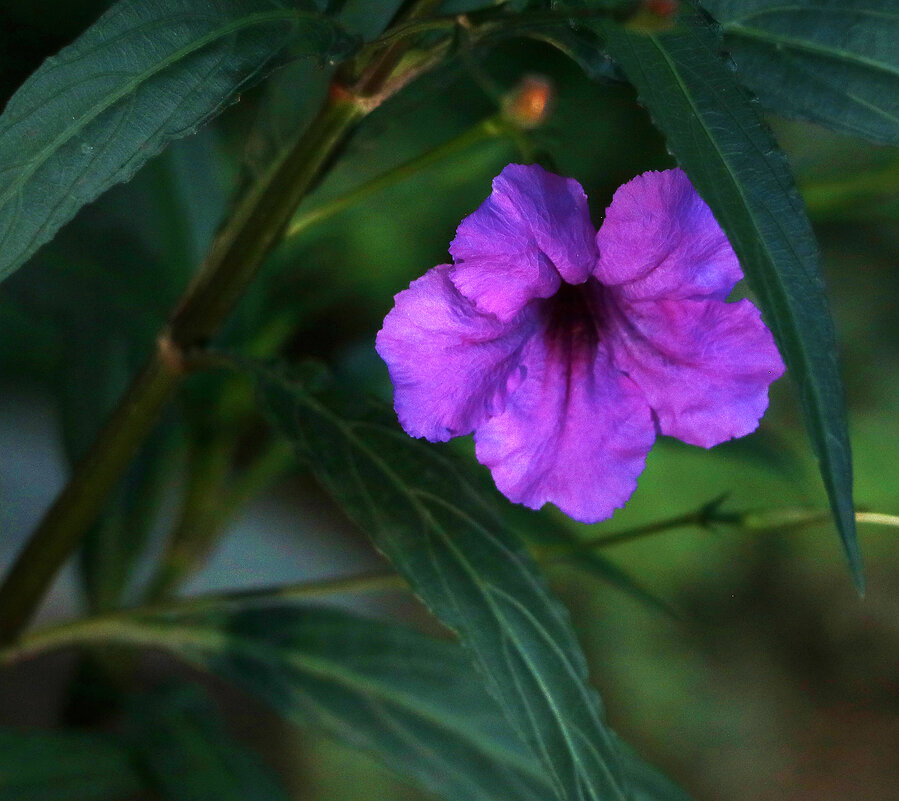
[2,502,893,666]
[0,2,447,644]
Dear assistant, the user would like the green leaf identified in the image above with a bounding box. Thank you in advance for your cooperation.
[706,0,899,144]
[0,727,142,801]
[126,684,292,801]
[595,12,862,591]
[0,0,357,284]
[256,367,630,801]
[65,605,556,801]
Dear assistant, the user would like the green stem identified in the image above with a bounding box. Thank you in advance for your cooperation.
[167,96,365,349]
[285,115,508,240]
[0,94,361,640]
[857,512,899,528]
[733,508,899,533]
[165,569,407,612]
[350,0,444,96]
[366,15,462,48]
[0,571,407,666]
[369,4,637,50]
[537,508,708,559]
[536,503,899,560]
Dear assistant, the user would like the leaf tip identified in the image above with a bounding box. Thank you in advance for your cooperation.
[838,505,865,596]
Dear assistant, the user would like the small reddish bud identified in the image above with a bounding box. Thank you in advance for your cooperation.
[502,76,554,130]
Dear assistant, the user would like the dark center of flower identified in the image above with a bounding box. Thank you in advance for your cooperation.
[543,278,604,357]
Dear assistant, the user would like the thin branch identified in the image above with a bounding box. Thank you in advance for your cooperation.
[0,571,405,667]
[3,501,893,667]
[284,115,509,240]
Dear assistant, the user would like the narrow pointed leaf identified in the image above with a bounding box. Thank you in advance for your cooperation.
[0,728,142,801]
[0,0,357,284]
[256,367,631,801]
[706,0,899,144]
[596,12,862,590]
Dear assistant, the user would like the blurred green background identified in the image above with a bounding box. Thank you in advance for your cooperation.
[0,2,897,799]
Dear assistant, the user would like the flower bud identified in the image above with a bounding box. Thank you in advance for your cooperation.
[501,76,554,130]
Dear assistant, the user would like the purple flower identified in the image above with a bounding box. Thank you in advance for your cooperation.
[376,164,785,523]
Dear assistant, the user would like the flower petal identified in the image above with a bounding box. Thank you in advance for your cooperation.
[474,318,655,523]
[607,295,786,448]
[449,163,597,322]
[595,169,742,301]
[376,265,536,442]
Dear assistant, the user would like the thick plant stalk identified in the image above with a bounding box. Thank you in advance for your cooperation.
[0,94,360,642]
[0,6,444,641]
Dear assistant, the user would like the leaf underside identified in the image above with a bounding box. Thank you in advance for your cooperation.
[81,605,556,801]
[29,601,693,801]
[256,367,635,801]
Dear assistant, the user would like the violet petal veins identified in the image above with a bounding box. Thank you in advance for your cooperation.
[376,164,786,523]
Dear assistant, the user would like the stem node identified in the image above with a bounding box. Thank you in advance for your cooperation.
[157,329,187,376]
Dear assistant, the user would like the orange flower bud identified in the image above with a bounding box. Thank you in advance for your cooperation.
[502,76,554,130]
